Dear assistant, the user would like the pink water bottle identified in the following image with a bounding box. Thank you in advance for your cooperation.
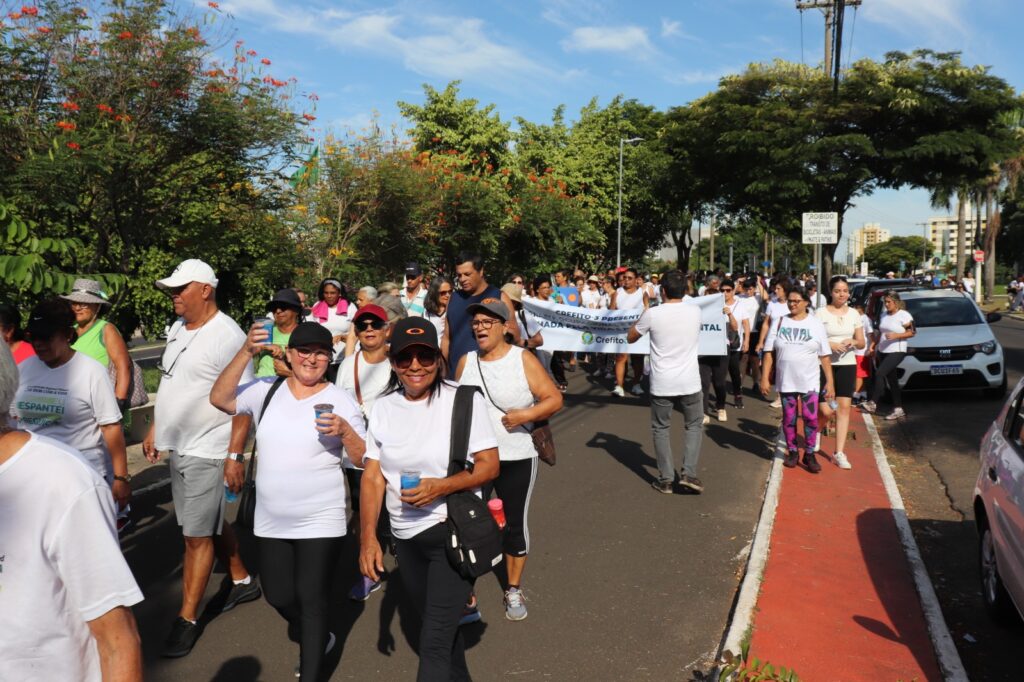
[487,498,507,529]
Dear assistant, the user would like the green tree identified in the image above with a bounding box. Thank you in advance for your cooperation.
[859,236,931,276]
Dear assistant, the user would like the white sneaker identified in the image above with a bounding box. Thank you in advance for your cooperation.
[702,414,711,425]
[885,407,906,421]
[813,432,820,452]
[631,384,645,396]
[612,385,625,397]
[716,409,727,422]
[770,397,782,408]
[834,451,852,469]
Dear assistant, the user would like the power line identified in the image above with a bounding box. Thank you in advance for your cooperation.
[846,5,858,69]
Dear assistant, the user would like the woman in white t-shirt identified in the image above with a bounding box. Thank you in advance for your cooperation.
[13,298,130,510]
[860,290,915,421]
[760,288,835,472]
[359,318,498,681]
[456,299,562,621]
[423,276,453,358]
[211,322,366,681]
[308,278,357,365]
[816,277,865,470]
[854,303,873,401]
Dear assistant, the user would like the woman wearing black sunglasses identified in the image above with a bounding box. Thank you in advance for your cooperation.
[359,317,499,681]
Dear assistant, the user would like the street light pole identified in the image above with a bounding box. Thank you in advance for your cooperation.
[617,137,644,268]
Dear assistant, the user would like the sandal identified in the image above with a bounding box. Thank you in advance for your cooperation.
[558,382,568,392]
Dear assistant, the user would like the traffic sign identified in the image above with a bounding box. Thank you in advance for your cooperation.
[973,249,985,263]
[801,212,838,245]
[762,260,772,268]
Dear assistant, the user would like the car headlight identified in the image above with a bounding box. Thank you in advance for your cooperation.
[973,340,997,355]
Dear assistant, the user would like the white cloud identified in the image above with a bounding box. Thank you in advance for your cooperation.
[661,18,681,38]
[665,66,738,86]
[860,0,969,42]
[562,26,652,53]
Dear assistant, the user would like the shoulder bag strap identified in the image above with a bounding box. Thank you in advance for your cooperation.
[447,385,480,477]
[353,352,363,407]
[245,377,286,480]
[476,352,535,434]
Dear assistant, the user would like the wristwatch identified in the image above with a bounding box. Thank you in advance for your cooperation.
[227,452,246,463]
[113,474,131,484]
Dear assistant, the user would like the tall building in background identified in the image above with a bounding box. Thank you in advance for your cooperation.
[928,203,985,269]
[850,223,891,262]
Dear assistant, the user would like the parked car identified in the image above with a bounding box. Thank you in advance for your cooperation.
[852,277,913,307]
[868,288,1006,397]
[975,377,1024,624]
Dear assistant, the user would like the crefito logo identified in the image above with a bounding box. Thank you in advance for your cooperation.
[581,331,594,344]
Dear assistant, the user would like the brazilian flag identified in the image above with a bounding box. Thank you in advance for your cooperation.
[289,146,319,189]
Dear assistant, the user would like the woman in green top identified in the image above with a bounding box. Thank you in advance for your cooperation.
[256,289,303,378]
[61,278,133,411]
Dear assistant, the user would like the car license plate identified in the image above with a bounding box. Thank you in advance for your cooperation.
[930,364,963,376]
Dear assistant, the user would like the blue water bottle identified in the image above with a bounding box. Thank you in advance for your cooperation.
[224,481,238,503]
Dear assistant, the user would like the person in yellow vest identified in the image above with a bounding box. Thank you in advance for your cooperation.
[61,279,133,412]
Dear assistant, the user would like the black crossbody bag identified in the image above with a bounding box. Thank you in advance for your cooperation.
[235,377,286,530]
[444,385,504,579]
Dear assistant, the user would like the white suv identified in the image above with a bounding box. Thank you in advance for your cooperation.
[975,377,1024,624]
[886,289,1006,398]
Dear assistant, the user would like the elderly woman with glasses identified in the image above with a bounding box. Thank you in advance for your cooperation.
[759,288,835,473]
[12,298,131,510]
[60,278,133,411]
[211,321,366,680]
[359,318,499,681]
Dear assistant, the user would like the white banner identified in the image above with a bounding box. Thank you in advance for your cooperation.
[521,295,728,355]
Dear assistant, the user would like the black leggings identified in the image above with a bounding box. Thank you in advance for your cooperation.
[870,352,906,408]
[395,523,473,682]
[699,355,727,410]
[483,458,538,557]
[551,352,568,385]
[727,350,744,396]
[258,535,344,681]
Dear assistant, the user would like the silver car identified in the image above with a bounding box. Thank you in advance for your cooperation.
[975,376,1024,623]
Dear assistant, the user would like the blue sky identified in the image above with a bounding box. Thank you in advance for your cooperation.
[208,0,1023,259]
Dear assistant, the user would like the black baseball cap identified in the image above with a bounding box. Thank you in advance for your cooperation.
[405,262,422,278]
[267,288,303,312]
[287,322,333,351]
[466,297,509,322]
[26,298,75,338]
[389,317,439,357]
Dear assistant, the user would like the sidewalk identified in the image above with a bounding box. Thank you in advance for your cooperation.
[741,410,954,681]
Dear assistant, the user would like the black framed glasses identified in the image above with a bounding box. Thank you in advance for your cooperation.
[470,318,501,330]
[356,318,386,331]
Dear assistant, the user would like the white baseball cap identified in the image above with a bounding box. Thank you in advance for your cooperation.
[156,259,219,291]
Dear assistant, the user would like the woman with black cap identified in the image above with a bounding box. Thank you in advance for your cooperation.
[256,289,304,378]
[60,278,133,411]
[211,321,366,680]
[359,317,499,681]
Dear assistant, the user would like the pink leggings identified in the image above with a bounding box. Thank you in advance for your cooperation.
[781,391,820,453]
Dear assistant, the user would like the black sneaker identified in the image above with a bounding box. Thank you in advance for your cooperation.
[734,395,744,409]
[162,617,201,658]
[803,452,822,474]
[678,475,704,494]
[783,451,799,468]
[222,578,262,613]
[650,479,673,494]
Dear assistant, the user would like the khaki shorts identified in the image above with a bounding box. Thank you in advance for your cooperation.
[168,451,226,537]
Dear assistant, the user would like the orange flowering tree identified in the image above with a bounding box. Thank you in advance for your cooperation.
[1,0,312,333]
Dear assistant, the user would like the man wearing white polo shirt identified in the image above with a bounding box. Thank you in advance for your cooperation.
[142,259,260,658]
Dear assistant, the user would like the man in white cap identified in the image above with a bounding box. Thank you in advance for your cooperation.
[142,259,260,658]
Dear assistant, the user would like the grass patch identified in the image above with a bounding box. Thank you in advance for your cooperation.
[143,366,162,394]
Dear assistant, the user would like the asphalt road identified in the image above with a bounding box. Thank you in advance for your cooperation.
[129,341,165,368]
[875,315,1024,681]
[125,367,776,681]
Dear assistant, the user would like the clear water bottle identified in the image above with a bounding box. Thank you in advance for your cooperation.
[224,481,238,503]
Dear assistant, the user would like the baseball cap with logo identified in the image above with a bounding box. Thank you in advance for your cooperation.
[389,317,439,357]
[466,297,509,322]
[155,259,219,291]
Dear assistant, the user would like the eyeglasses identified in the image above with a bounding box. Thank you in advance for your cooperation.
[470,318,502,330]
[69,301,95,309]
[439,289,453,296]
[786,298,805,305]
[356,318,387,331]
[395,348,439,369]
[291,347,332,361]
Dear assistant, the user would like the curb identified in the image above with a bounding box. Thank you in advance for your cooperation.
[861,413,969,682]
[717,433,785,672]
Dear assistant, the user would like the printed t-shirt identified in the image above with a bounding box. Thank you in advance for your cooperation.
[235,380,365,539]
[634,302,702,397]
[255,326,292,378]
[764,314,831,394]
[815,306,863,366]
[0,433,143,682]
[155,311,254,458]
[877,309,914,354]
[364,384,498,540]
[446,284,503,378]
[13,352,121,479]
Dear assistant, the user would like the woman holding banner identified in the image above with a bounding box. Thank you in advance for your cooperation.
[610,268,649,397]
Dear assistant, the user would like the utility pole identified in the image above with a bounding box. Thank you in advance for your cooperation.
[709,207,717,272]
[917,222,930,275]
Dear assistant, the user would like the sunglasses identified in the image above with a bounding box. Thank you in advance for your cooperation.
[395,347,439,370]
[439,289,453,296]
[721,287,734,292]
[270,304,298,313]
[356,318,387,331]
[511,279,524,285]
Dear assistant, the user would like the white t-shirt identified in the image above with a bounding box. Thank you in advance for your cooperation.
[13,353,122,480]
[615,287,645,310]
[765,300,789,324]
[308,303,357,359]
[0,433,143,682]
[235,380,365,539]
[364,384,498,540]
[725,298,755,349]
[155,312,254,459]
[633,303,702,397]
[581,287,608,309]
[424,308,446,339]
[856,314,873,357]
[877,309,914,354]
[764,315,831,394]
[337,351,392,420]
[815,306,863,366]
[962,277,975,293]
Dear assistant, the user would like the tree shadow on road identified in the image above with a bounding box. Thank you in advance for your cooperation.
[586,431,658,484]
[210,656,261,681]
